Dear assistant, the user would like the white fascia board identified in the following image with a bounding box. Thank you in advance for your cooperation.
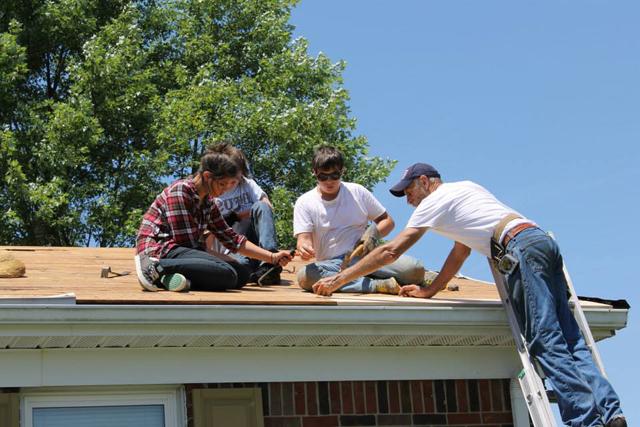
[0,303,627,329]
[0,303,627,327]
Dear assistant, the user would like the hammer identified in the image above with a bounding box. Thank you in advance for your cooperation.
[340,243,365,271]
[257,249,296,286]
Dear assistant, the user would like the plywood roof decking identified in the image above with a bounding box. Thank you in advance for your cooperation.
[0,246,604,308]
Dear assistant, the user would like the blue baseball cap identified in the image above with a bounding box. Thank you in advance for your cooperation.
[389,163,441,197]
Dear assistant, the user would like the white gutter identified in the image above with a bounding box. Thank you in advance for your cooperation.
[0,304,627,350]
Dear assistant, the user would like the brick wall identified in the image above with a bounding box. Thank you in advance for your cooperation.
[186,379,514,427]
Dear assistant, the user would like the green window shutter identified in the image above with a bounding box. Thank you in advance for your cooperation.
[0,394,19,427]
[192,388,263,427]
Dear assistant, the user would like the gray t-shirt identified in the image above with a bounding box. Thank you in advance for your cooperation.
[211,177,266,254]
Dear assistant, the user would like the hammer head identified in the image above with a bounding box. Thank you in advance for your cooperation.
[100,266,111,278]
[340,243,365,271]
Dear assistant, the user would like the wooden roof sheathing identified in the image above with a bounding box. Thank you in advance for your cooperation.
[0,246,610,309]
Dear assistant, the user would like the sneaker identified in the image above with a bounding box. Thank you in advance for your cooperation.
[161,273,190,292]
[250,263,282,285]
[606,416,627,427]
[423,270,439,286]
[372,277,401,295]
[135,254,162,292]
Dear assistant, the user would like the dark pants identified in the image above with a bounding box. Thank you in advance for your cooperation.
[160,246,249,291]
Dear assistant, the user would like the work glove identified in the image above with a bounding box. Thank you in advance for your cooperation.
[359,223,381,256]
[223,211,240,227]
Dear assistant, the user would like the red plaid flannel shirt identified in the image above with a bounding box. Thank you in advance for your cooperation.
[136,177,246,258]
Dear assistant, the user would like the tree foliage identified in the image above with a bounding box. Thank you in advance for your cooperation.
[0,0,395,248]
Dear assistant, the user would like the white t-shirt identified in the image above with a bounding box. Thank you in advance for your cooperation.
[211,177,266,254]
[294,182,386,261]
[406,181,531,257]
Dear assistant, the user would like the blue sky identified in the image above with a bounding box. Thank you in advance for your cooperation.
[291,1,639,423]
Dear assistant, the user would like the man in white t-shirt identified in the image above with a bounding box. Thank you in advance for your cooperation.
[311,162,626,427]
[294,146,425,294]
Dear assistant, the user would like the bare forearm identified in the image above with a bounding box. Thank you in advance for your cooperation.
[430,244,470,293]
[340,244,395,283]
[318,227,425,294]
[376,216,395,238]
[399,242,471,299]
[238,240,273,263]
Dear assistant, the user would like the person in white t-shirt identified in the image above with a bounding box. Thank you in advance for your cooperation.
[207,143,282,285]
[294,146,425,294]
[311,162,626,427]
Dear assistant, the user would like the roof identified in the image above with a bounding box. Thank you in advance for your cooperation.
[0,246,506,305]
[0,246,629,350]
[0,246,609,306]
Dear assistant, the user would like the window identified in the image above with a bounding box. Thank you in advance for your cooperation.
[22,387,184,427]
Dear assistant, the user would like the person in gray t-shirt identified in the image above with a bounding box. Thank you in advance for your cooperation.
[206,144,282,285]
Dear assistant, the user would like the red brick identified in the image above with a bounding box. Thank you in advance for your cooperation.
[340,381,354,414]
[306,382,318,415]
[265,417,302,427]
[455,380,469,412]
[482,411,513,423]
[302,415,339,427]
[271,383,283,416]
[399,381,412,413]
[447,412,482,424]
[490,379,504,411]
[294,382,306,415]
[364,381,377,413]
[283,383,295,416]
[377,414,411,425]
[421,380,434,413]
[329,382,341,414]
[502,379,512,411]
[478,380,491,412]
[410,381,423,413]
[388,381,400,414]
[353,381,365,414]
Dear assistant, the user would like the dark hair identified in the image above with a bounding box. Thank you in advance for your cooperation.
[312,145,344,171]
[199,145,238,179]
[205,141,250,177]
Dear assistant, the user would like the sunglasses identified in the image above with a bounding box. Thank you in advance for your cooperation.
[315,171,342,182]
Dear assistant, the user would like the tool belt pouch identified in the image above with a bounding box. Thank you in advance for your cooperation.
[490,238,519,275]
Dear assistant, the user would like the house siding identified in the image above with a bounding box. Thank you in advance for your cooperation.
[185,379,515,427]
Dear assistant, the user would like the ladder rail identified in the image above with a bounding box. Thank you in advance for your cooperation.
[488,259,558,427]
[549,232,607,377]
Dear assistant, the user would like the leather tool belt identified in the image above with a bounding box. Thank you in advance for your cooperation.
[491,214,522,275]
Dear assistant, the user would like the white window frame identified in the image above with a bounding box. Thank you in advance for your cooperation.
[21,386,185,427]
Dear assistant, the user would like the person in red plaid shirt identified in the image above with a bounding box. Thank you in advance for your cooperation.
[135,145,293,292]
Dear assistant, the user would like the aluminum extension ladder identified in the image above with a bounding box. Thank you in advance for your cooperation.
[488,233,607,426]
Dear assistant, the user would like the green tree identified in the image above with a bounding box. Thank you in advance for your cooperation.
[1,0,395,248]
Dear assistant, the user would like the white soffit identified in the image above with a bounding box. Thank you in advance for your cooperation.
[0,304,627,350]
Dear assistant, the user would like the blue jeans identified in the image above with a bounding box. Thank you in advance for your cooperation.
[297,253,425,293]
[231,201,278,271]
[504,227,623,427]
